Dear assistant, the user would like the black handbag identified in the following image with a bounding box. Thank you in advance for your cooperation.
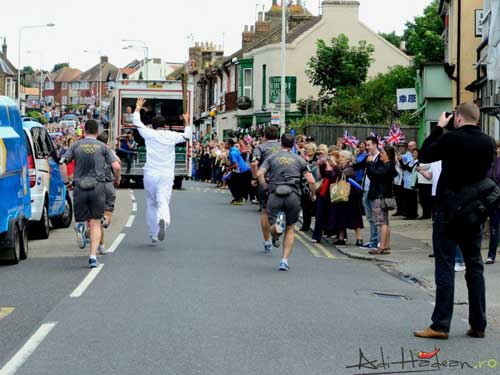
[443,178,500,228]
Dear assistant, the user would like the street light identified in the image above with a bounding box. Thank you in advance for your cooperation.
[18,23,55,109]
[26,50,43,109]
[122,39,149,81]
[280,2,286,135]
[83,49,103,121]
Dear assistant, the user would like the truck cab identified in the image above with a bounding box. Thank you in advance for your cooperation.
[0,96,31,264]
[109,79,193,189]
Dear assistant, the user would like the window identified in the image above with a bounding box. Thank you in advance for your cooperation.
[243,68,252,98]
[41,129,55,157]
[62,82,68,90]
[30,127,48,158]
[44,81,54,90]
[62,96,68,105]
[71,82,79,90]
[79,81,89,90]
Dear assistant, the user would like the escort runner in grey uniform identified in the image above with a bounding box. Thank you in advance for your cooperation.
[60,120,121,268]
[253,138,281,208]
[251,125,281,253]
[257,133,316,271]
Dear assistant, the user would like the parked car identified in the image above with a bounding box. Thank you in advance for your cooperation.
[0,96,31,264]
[23,120,73,239]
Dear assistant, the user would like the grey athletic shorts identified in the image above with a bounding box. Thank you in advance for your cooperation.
[104,182,116,212]
[73,183,105,222]
[267,192,301,227]
[257,184,269,210]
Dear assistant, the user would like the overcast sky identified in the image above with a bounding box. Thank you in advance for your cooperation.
[1,0,433,73]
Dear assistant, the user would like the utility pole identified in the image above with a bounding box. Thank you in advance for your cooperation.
[280,0,287,135]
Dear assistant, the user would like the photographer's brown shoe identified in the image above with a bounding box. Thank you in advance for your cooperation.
[466,328,485,338]
[414,327,449,340]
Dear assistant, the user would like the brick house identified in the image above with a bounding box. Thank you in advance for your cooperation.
[73,56,118,107]
[42,67,82,106]
[0,38,18,100]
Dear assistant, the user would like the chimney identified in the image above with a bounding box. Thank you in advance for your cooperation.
[100,56,109,64]
[255,11,271,35]
[321,0,360,20]
[1,38,6,59]
[399,41,407,52]
[242,25,255,48]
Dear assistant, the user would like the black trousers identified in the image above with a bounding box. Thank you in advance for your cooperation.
[394,185,405,215]
[228,171,252,201]
[300,193,315,231]
[431,207,486,333]
[418,183,432,218]
[404,188,418,219]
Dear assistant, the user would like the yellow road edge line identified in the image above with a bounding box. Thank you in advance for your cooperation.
[0,307,15,320]
[295,227,337,259]
[295,233,322,258]
[314,241,337,259]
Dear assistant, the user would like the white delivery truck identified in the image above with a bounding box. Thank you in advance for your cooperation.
[108,78,193,189]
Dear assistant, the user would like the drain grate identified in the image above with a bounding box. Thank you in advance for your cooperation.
[372,291,409,300]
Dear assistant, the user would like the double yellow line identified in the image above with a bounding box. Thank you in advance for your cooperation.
[294,227,336,259]
[0,307,15,321]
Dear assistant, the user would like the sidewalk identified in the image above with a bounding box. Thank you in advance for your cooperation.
[303,215,500,332]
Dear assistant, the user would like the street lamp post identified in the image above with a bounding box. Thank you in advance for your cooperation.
[83,49,103,122]
[122,39,149,81]
[26,50,43,109]
[280,1,286,135]
[18,23,55,109]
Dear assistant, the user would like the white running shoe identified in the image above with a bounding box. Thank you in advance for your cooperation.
[455,264,466,272]
[151,236,159,244]
[275,212,286,235]
[98,244,107,255]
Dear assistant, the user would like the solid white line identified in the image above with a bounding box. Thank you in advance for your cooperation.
[125,215,135,228]
[0,321,57,375]
[107,233,126,254]
[69,264,104,298]
[132,202,137,212]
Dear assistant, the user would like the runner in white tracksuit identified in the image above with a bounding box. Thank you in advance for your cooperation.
[132,98,191,242]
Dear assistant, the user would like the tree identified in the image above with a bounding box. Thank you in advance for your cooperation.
[138,71,144,80]
[306,34,375,97]
[22,66,35,75]
[379,31,403,49]
[359,65,417,125]
[403,0,444,65]
[296,66,418,126]
[52,63,69,72]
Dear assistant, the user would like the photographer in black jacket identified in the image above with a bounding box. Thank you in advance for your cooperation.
[415,102,496,340]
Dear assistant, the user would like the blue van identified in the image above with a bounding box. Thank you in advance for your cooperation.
[0,96,31,264]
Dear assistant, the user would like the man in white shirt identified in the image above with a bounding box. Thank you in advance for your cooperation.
[132,98,191,243]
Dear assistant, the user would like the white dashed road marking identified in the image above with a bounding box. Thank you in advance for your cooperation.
[0,322,58,375]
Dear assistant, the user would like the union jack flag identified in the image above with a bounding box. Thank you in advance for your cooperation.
[369,132,385,147]
[342,130,359,148]
[385,125,405,146]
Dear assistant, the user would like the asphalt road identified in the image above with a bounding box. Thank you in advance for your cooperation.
[1,181,500,375]
[0,188,131,368]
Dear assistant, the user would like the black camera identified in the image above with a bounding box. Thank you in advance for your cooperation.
[445,112,456,131]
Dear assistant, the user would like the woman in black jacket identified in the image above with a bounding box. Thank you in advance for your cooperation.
[366,146,398,254]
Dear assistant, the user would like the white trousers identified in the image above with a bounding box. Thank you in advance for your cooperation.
[144,174,174,237]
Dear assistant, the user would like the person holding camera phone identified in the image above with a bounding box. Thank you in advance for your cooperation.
[415,103,496,340]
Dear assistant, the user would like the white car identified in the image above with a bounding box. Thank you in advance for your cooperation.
[22,120,73,239]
